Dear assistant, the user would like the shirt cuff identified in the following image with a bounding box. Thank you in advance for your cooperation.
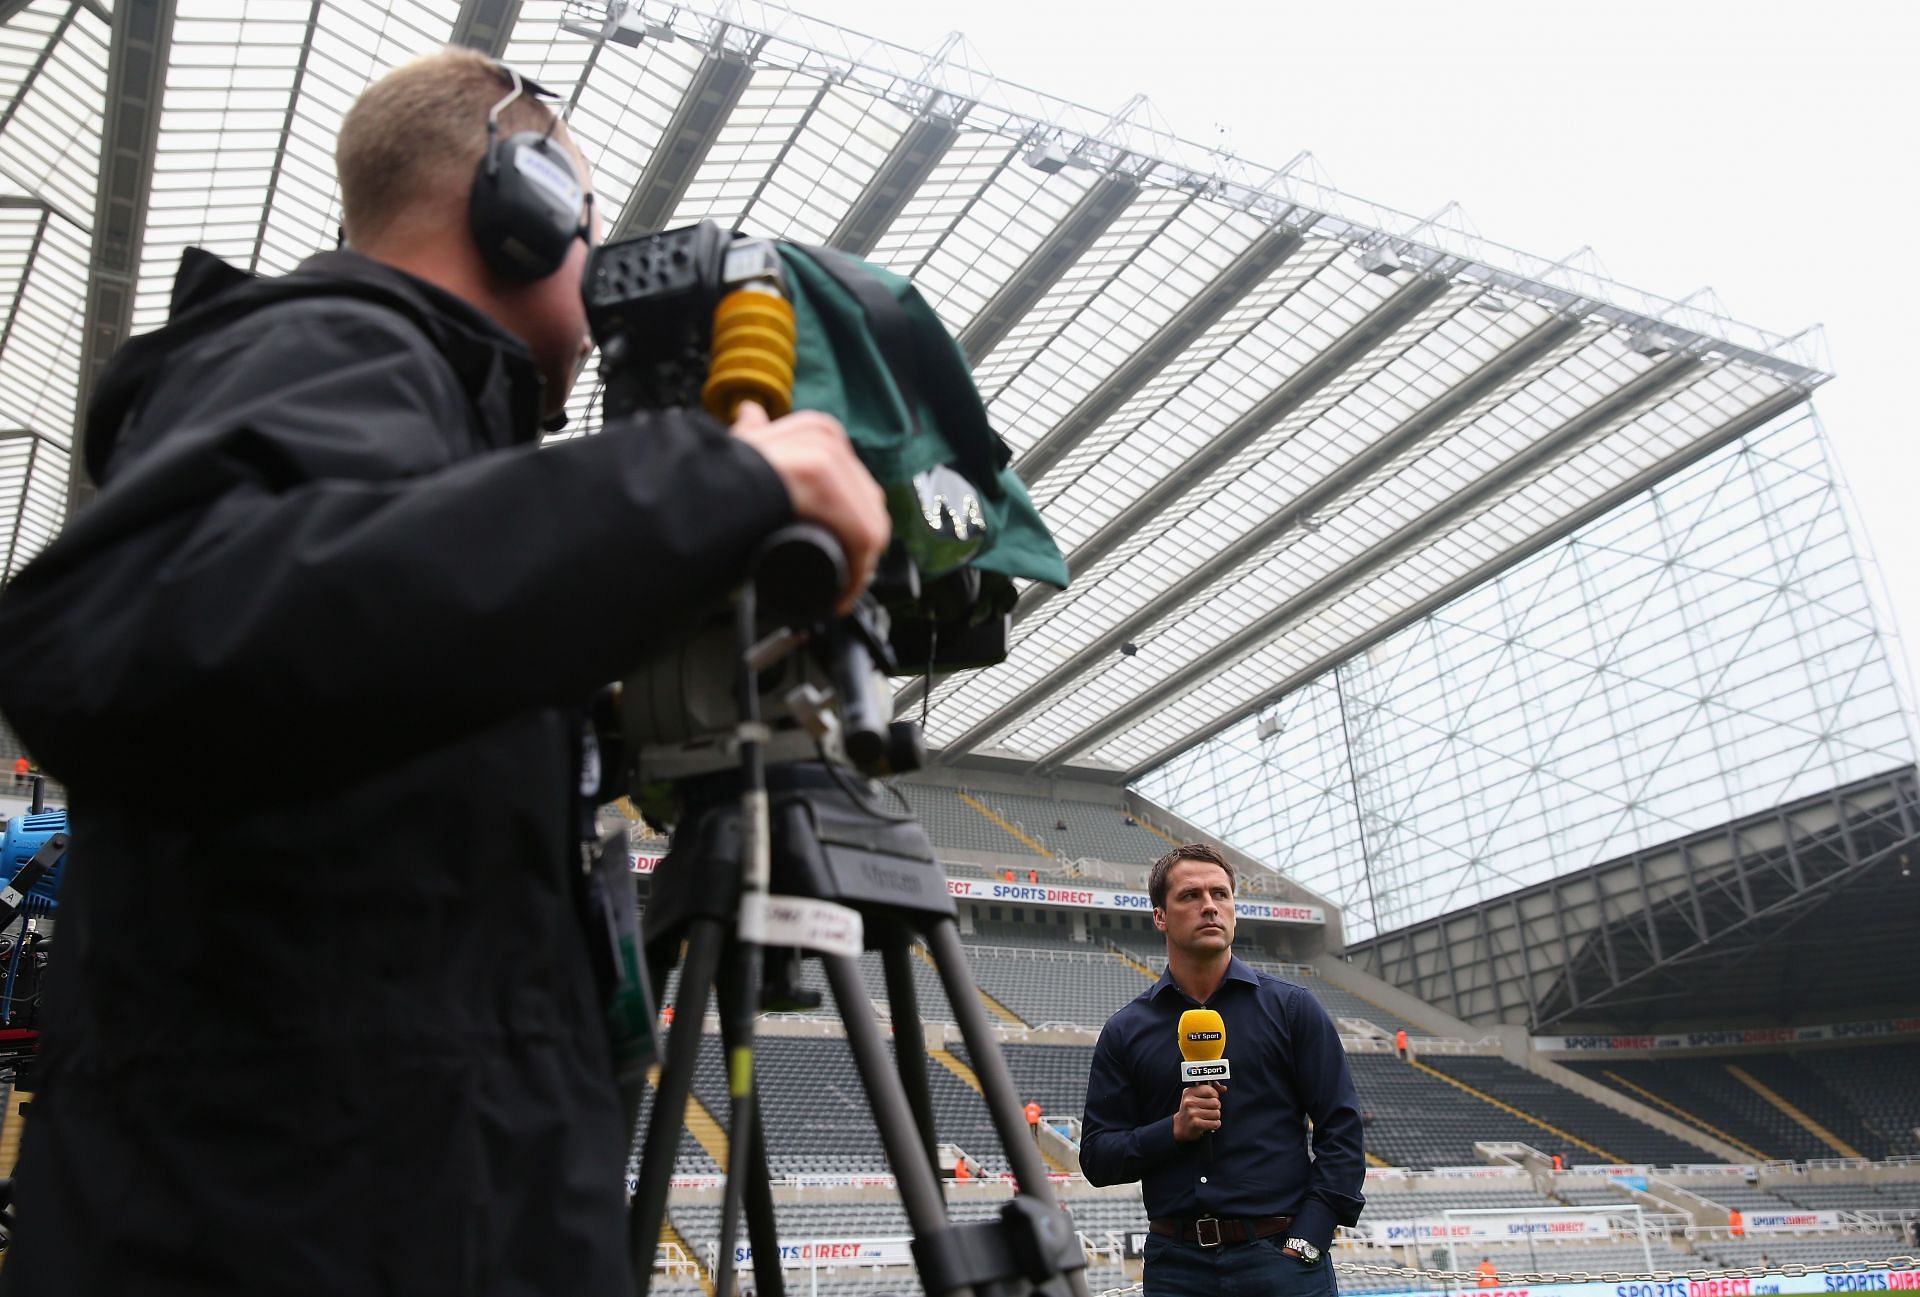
[1137,1114,1179,1165]
[1291,1200,1337,1255]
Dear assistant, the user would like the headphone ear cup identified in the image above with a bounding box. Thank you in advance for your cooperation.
[469,132,585,281]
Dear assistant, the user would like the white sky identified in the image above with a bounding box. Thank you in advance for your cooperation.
[814,0,1920,725]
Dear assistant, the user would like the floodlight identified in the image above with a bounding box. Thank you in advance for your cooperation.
[1628,328,1679,357]
[1025,141,1072,174]
[1256,716,1284,741]
[609,4,674,46]
[1359,244,1403,276]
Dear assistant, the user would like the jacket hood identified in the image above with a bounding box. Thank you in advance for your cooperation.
[83,247,549,484]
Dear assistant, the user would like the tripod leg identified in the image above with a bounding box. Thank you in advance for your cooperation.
[879,934,941,1187]
[630,916,725,1296]
[924,920,1074,1210]
[712,947,780,1297]
[621,938,681,1170]
[717,988,785,1297]
[819,954,973,1297]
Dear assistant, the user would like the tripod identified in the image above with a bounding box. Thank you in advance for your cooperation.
[626,763,1089,1297]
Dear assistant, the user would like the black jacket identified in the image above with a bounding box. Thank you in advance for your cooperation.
[0,249,790,1295]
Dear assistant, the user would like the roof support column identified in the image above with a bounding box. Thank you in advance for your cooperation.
[448,0,521,55]
[956,171,1141,365]
[69,0,175,516]
[828,113,962,257]
[610,45,756,240]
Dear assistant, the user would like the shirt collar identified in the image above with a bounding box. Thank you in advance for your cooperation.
[1148,953,1258,1006]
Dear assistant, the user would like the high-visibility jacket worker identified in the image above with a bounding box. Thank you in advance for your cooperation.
[1395,1028,1409,1059]
[1024,1101,1042,1127]
[1477,1259,1499,1287]
[1729,1209,1744,1237]
[954,1159,972,1183]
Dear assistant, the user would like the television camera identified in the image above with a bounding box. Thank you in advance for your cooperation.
[584,222,1087,1297]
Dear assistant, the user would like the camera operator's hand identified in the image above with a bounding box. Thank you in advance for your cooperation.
[732,402,890,615]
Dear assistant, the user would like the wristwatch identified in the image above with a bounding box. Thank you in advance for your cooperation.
[1284,1238,1322,1264]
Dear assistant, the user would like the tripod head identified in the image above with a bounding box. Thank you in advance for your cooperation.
[606,522,928,831]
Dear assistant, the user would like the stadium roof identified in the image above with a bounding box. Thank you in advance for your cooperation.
[0,0,1830,783]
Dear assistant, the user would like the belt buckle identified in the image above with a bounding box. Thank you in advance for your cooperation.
[1193,1216,1223,1248]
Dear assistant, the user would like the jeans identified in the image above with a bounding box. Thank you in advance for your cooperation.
[1142,1232,1339,1297]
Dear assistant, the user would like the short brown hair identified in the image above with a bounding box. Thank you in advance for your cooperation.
[1147,843,1234,909]
[336,48,571,248]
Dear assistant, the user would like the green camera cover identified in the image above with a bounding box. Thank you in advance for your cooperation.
[775,244,1069,602]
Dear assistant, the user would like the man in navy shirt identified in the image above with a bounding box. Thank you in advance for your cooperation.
[1083,844,1365,1296]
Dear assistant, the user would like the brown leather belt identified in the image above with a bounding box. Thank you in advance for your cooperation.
[1148,1214,1294,1248]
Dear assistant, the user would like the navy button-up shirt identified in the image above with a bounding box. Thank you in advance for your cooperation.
[1080,956,1366,1251]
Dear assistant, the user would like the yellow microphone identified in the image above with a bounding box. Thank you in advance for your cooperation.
[1178,1008,1229,1084]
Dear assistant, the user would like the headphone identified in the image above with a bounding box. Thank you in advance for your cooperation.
[468,64,593,282]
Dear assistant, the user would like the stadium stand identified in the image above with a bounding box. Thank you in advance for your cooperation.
[1364,1186,1563,1216]
[1351,1054,1581,1167]
[685,1037,891,1177]
[1773,1180,1920,1215]
[1091,923,1172,958]
[941,859,996,881]
[953,1041,1093,1122]
[918,1051,1020,1175]
[1567,1058,1793,1160]
[645,1278,707,1297]
[1251,963,1425,1037]
[968,918,1078,948]
[1470,1240,1699,1273]
[961,945,1153,1027]
[1347,1055,1711,1167]
[1554,1183,1644,1207]
[628,1075,723,1179]
[1815,1042,1920,1157]
[1685,1184,1799,1211]
[1732,1052,1892,1160]
[887,783,1041,859]
[967,1040,1715,1176]
[1419,1057,1713,1165]
[1696,1236,1912,1268]
[887,781,1299,903]
[656,945,961,1025]
[1567,1052,1910,1163]
[1057,1188,1149,1241]
[678,1035,1057,1178]
[956,789,1173,866]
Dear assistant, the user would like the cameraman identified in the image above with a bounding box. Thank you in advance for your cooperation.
[0,48,886,1297]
